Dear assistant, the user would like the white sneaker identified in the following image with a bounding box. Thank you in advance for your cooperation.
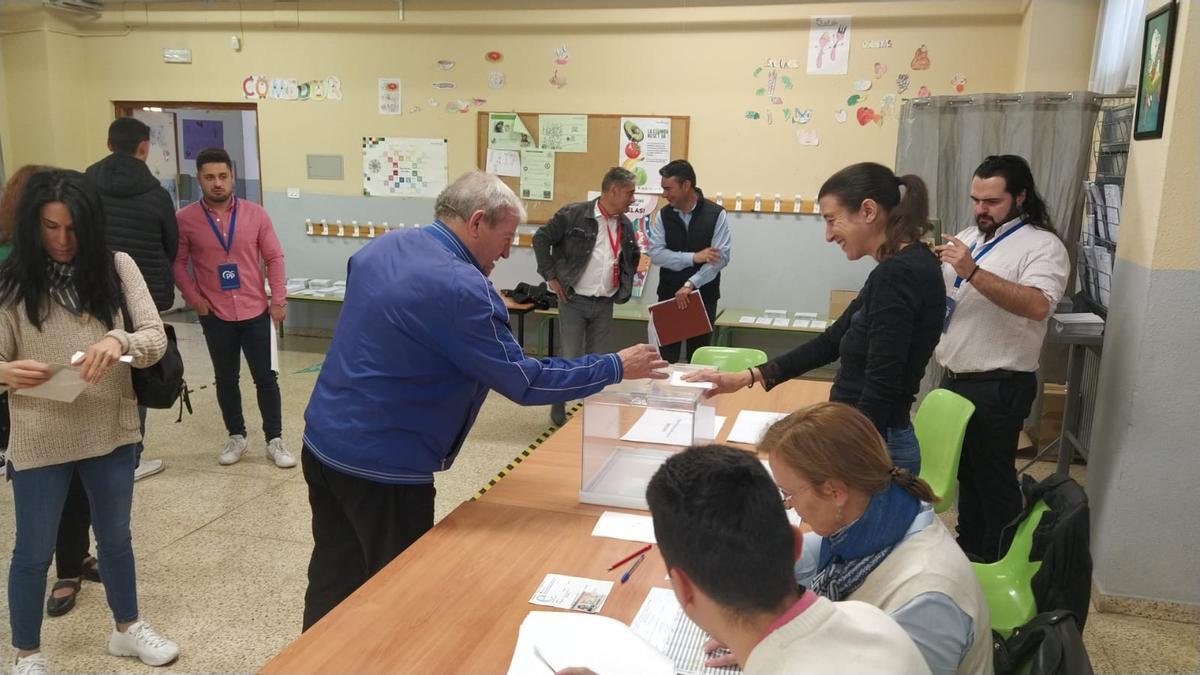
[12,653,46,675]
[107,620,179,667]
[217,435,248,465]
[134,459,165,481]
[266,437,296,468]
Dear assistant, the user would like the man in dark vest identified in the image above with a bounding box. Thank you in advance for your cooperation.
[86,116,179,481]
[647,159,731,363]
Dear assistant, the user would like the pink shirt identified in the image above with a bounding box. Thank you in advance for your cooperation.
[762,588,820,640]
[174,197,286,322]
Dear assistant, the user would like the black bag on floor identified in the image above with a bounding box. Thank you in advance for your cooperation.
[992,610,1093,675]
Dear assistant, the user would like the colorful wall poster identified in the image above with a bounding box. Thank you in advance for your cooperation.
[619,117,671,195]
[485,148,521,177]
[488,112,536,150]
[181,119,223,160]
[378,78,402,115]
[538,114,588,152]
[519,149,556,201]
[807,16,852,75]
[362,137,448,198]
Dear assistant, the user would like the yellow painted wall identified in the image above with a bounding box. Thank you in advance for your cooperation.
[1119,0,1199,271]
[1,1,1095,200]
[1017,0,1101,91]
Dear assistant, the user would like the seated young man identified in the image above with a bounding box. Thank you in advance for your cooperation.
[644,445,930,675]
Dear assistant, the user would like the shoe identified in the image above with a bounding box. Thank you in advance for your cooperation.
[45,579,80,617]
[550,402,567,427]
[134,459,165,481]
[266,438,296,468]
[81,555,102,583]
[12,652,46,675]
[217,435,248,465]
[107,620,179,667]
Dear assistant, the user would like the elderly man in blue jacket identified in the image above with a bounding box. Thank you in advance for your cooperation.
[300,171,667,629]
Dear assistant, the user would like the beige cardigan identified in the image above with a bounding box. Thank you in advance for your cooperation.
[0,252,166,470]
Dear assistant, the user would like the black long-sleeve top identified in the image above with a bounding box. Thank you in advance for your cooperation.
[759,244,945,434]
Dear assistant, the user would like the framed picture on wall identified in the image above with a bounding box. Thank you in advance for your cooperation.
[1133,1,1178,140]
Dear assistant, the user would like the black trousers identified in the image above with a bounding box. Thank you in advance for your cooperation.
[54,470,93,579]
[942,371,1038,562]
[657,296,719,365]
[198,310,282,440]
[301,445,435,631]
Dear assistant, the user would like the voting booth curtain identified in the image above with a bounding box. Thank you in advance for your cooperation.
[896,92,1101,433]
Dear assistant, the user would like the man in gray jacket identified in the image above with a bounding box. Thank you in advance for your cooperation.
[533,167,641,426]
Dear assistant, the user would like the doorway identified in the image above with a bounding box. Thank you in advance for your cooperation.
[113,101,262,209]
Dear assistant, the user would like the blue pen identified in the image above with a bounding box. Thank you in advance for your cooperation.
[620,553,647,584]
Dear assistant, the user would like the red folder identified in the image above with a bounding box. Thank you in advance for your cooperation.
[648,291,712,345]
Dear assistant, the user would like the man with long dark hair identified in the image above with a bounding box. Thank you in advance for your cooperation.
[933,154,1069,562]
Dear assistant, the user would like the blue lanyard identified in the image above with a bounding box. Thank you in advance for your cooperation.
[202,197,238,255]
[953,221,1025,289]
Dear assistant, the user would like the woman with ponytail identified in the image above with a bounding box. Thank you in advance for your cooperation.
[730,402,992,674]
[687,162,943,473]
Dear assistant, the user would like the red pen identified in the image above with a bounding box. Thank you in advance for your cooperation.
[607,544,652,571]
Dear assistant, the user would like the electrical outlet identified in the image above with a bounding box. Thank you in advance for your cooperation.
[287,188,300,199]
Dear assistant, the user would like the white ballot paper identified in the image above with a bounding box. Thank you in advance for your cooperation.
[592,511,657,544]
[621,409,726,446]
[507,611,673,675]
[726,410,789,445]
[15,354,134,404]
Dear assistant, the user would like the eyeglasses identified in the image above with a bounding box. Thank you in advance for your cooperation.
[779,483,814,509]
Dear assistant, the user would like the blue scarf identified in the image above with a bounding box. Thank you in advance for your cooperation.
[811,482,919,600]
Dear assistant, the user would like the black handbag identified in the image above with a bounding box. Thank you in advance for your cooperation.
[120,298,192,421]
[992,611,1094,675]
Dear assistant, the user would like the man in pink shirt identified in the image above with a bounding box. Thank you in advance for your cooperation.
[173,148,293,469]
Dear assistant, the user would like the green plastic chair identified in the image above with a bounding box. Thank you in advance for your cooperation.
[914,389,976,513]
[690,346,769,372]
[972,500,1050,638]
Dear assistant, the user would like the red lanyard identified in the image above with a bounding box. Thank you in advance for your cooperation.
[598,203,621,287]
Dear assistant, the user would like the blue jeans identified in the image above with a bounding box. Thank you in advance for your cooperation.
[887,426,922,475]
[8,444,139,650]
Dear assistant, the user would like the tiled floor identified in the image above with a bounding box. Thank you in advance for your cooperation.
[0,320,1195,672]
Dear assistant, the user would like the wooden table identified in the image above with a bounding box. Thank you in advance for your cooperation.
[262,379,831,673]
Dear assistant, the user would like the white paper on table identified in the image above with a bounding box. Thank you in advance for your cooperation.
[529,574,614,612]
[738,315,757,324]
[772,317,791,327]
[630,587,736,675]
[754,317,773,325]
[12,364,89,403]
[507,611,673,675]
[726,410,789,445]
[486,148,521,177]
[592,511,657,544]
[621,409,726,446]
[810,319,829,330]
[764,309,788,318]
[793,311,818,318]
[792,318,812,329]
[270,321,280,373]
[669,370,714,389]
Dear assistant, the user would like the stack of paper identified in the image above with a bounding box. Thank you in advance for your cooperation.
[631,588,739,675]
[1052,313,1104,337]
[508,611,673,675]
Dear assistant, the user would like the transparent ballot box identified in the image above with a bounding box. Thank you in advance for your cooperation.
[580,364,719,510]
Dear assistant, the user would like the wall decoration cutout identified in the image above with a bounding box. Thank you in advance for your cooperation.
[796,129,820,146]
[770,96,783,105]
[755,88,766,96]
[486,51,503,62]
[242,75,341,101]
[853,79,872,91]
[428,97,440,107]
[856,107,882,126]
[766,111,774,125]
[549,70,567,88]
[917,85,931,97]
[808,16,852,75]
[880,94,897,118]
[793,108,813,124]
[835,109,848,123]
[782,75,794,89]
[471,98,487,107]
[554,45,569,65]
[436,59,455,70]
[950,74,967,93]
[409,105,422,114]
[488,72,506,90]
[362,137,448,198]
[897,73,910,94]
[873,62,887,79]
[911,45,931,70]
[862,39,893,49]
[432,81,456,90]
[447,99,471,113]
[846,94,867,106]
[377,78,402,115]
[745,111,761,120]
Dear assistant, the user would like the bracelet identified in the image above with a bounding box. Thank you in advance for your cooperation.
[965,266,979,284]
[746,368,756,389]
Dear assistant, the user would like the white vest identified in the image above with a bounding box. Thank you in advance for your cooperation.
[850,519,994,675]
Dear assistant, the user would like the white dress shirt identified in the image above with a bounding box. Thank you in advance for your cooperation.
[571,202,620,298]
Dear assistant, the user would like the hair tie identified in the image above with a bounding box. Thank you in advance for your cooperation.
[895,176,904,187]
[890,466,905,479]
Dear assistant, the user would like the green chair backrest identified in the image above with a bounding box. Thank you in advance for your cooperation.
[972,500,1050,638]
[914,389,976,513]
[690,346,769,372]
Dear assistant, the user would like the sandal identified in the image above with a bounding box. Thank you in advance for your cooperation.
[46,578,80,617]
[81,555,101,583]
